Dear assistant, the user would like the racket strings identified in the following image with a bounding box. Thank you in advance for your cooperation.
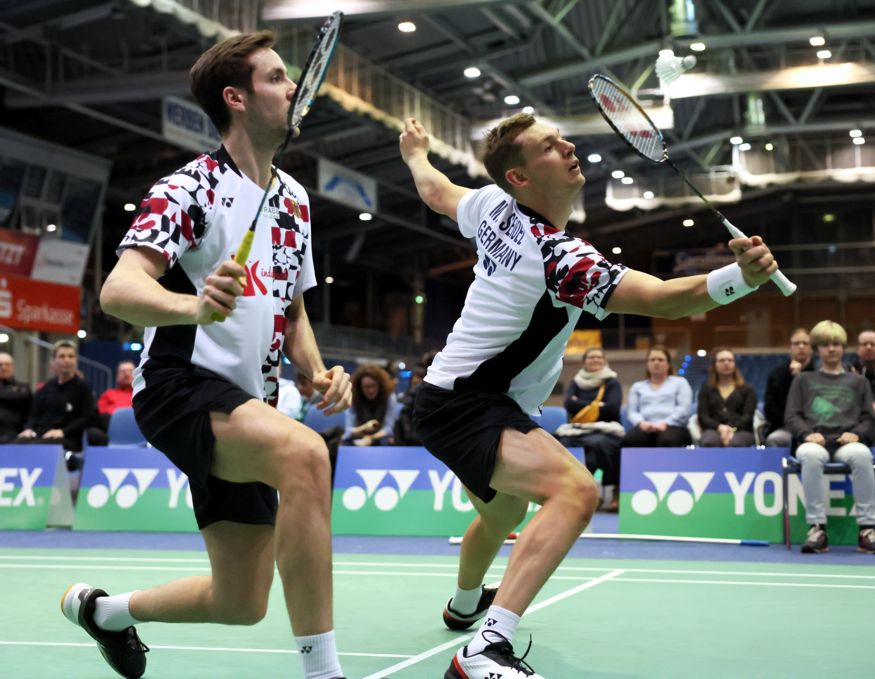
[289,17,341,129]
[590,77,662,162]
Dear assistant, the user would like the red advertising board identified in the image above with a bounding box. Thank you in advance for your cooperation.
[0,228,39,277]
[0,273,80,334]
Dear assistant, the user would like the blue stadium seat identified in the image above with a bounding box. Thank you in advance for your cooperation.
[107,408,148,446]
[534,405,568,435]
[303,407,346,434]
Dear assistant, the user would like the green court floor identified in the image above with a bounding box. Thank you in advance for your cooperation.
[0,548,870,678]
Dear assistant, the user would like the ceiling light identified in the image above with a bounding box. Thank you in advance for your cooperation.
[739,142,751,151]
[611,246,622,255]
[504,94,520,105]
[45,224,57,233]
[696,349,707,357]
[522,106,535,114]
[77,329,87,339]
[358,212,373,221]
[683,218,695,227]
[765,142,774,151]
[729,136,743,145]
[689,42,706,52]
[816,49,831,59]
[822,213,836,223]
[621,176,633,184]
[414,294,425,304]
[643,190,655,199]
[809,36,826,47]
[0,333,9,343]
[464,66,481,78]
[853,137,865,145]
[123,202,137,212]
[325,276,335,284]
[850,129,863,137]
[398,21,416,33]
[611,170,625,179]
[587,153,602,163]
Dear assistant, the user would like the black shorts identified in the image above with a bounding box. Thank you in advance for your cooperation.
[132,363,279,530]
[412,382,539,503]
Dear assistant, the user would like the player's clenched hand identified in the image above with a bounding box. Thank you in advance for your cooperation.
[399,117,430,164]
[729,235,778,288]
[312,365,352,415]
[196,260,246,324]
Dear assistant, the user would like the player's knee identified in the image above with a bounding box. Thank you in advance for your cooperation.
[565,470,599,521]
[216,597,268,626]
[273,430,331,490]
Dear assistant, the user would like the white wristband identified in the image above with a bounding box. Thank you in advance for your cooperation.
[706,263,758,304]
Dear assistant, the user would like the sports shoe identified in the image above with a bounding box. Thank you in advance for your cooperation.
[800,525,829,554]
[61,583,149,679]
[858,527,875,554]
[442,585,498,631]
[445,631,543,679]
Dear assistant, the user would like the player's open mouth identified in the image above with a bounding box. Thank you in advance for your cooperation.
[569,161,580,173]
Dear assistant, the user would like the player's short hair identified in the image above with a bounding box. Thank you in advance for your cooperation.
[52,339,77,358]
[809,320,847,349]
[190,30,276,135]
[482,113,536,195]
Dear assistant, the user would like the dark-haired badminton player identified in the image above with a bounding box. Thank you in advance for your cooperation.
[61,31,351,679]
[399,113,779,679]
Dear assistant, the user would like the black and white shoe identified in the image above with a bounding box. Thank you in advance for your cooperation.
[61,582,149,679]
[442,585,498,631]
[445,631,543,679]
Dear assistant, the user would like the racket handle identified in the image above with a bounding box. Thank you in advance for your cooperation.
[720,219,796,296]
[210,230,256,322]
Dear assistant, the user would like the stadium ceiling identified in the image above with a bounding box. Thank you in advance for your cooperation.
[3,0,875,287]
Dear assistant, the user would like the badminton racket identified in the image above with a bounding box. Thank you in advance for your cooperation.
[213,11,343,320]
[588,74,796,296]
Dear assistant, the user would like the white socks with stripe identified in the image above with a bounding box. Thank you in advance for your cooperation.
[451,585,482,614]
[295,630,343,679]
[467,605,520,654]
[93,591,141,632]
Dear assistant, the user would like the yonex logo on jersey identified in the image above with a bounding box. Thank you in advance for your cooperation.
[341,470,419,511]
[488,673,503,679]
[482,255,497,276]
[221,197,234,207]
[0,467,42,507]
[630,472,714,516]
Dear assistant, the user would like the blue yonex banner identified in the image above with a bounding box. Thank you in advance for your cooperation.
[0,444,70,530]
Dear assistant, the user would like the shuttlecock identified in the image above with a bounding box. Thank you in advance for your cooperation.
[656,52,696,87]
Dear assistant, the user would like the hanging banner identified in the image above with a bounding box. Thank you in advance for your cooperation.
[0,228,38,277]
[318,158,378,213]
[161,96,221,154]
[31,239,91,285]
[0,273,80,334]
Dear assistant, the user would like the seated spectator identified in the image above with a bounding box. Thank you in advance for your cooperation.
[784,320,875,554]
[0,352,32,443]
[555,347,624,511]
[763,328,813,447]
[276,373,323,422]
[395,353,436,446]
[851,329,875,400]
[97,361,135,417]
[17,340,97,452]
[344,364,398,446]
[622,345,692,448]
[696,347,757,447]
[295,373,323,422]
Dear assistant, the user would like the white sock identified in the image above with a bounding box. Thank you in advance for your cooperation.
[466,605,520,655]
[93,591,141,632]
[295,630,343,679]
[450,585,482,615]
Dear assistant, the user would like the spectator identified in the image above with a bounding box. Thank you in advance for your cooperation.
[763,328,814,447]
[395,357,434,445]
[344,364,398,446]
[17,340,97,451]
[276,373,322,422]
[851,329,875,398]
[295,373,322,421]
[0,352,32,443]
[784,320,875,554]
[97,361,135,416]
[622,345,693,448]
[697,347,757,447]
[555,347,624,511]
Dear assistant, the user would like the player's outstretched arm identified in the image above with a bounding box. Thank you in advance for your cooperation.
[101,248,244,326]
[399,117,471,222]
[606,235,777,319]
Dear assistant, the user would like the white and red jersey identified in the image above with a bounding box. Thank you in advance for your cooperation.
[118,147,316,405]
[425,185,627,415]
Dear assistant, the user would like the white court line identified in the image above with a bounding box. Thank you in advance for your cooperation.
[0,640,410,659]
[360,568,625,679]
[616,577,875,590]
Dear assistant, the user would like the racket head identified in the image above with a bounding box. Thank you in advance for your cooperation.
[288,11,343,131]
[587,74,667,164]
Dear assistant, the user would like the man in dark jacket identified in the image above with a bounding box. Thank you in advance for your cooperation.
[851,329,875,400]
[763,328,814,446]
[0,352,31,442]
[17,340,96,451]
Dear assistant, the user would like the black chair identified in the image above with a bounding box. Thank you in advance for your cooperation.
[781,455,854,550]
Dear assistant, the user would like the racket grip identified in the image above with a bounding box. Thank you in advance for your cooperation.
[210,230,256,322]
[721,219,796,296]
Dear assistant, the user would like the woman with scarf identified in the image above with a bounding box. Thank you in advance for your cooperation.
[343,364,399,446]
[556,347,625,511]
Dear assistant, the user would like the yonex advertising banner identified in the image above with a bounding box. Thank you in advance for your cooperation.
[0,445,71,530]
[619,447,862,545]
[333,446,536,536]
[74,447,198,532]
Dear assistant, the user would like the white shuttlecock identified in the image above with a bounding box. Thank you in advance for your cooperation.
[656,53,697,87]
